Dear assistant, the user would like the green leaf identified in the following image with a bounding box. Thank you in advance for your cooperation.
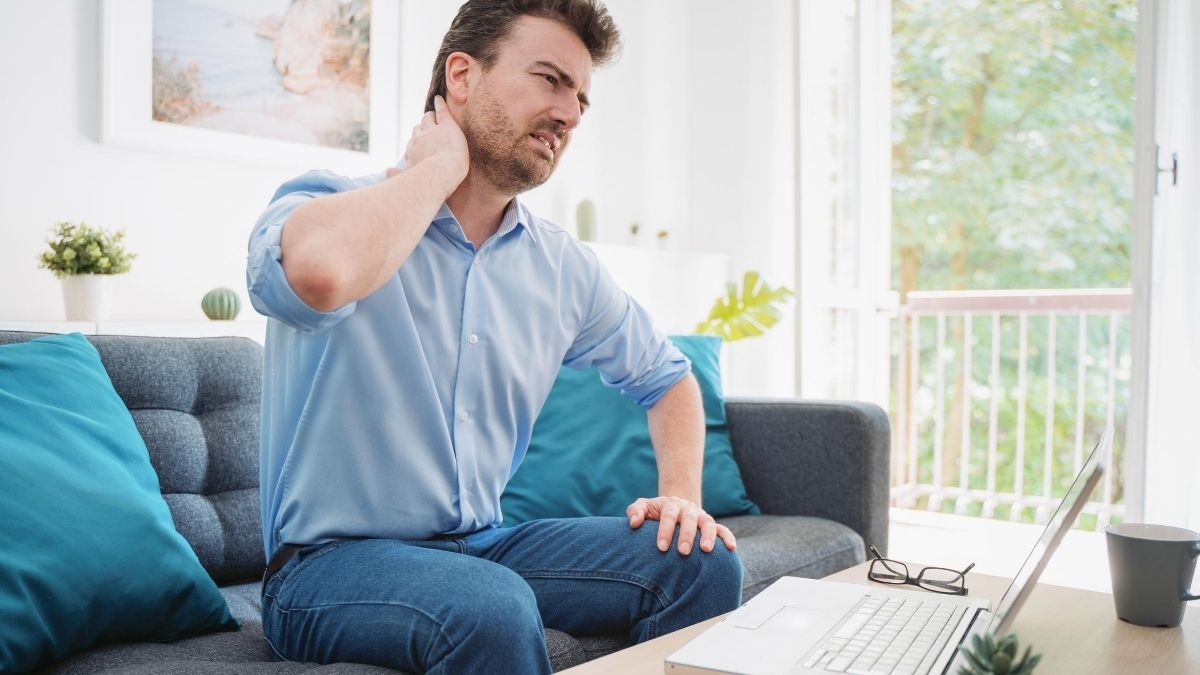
[694,270,794,342]
[957,644,990,673]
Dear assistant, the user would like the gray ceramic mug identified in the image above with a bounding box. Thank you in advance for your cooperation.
[1106,523,1200,627]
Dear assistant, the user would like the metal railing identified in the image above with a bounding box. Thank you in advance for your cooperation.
[889,289,1132,528]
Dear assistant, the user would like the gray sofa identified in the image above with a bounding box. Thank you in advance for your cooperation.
[1,331,890,674]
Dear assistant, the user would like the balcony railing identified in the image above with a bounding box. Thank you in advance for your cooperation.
[889,289,1132,530]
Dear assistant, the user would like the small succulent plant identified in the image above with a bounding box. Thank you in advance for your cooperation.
[576,199,597,242]
[957,633,1041,675]
[201,287,241,321]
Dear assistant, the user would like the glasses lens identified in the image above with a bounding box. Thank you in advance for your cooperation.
[916,567,966,594]
[869,558,908,583]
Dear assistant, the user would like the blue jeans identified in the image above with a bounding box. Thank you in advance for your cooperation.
[261,516,742,673]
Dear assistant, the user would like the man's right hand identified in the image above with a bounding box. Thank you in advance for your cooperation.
[280,94,471,313]
[391,95,469,197]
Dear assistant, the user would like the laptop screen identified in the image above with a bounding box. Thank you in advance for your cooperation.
[985,428,1110,635]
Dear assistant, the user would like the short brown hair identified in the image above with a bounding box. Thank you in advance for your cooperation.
[424,0,621,112]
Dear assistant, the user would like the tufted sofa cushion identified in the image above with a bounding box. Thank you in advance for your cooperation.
[0,332,264,585]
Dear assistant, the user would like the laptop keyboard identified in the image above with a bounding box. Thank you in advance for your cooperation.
[798,595,967,675]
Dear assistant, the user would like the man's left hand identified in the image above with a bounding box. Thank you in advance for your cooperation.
[626,496,737,556]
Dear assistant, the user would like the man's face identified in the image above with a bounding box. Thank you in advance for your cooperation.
[460,16,593,196]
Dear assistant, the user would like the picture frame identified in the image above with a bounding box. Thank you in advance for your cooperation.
[101,0,399,173]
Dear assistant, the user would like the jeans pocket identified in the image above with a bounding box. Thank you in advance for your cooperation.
[261,594,291,662]
[263,572,284,602]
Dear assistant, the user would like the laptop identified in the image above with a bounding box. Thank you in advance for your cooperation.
[665,428,1112,675]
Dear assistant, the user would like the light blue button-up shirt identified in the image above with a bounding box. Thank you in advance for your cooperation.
[247,170,690,559]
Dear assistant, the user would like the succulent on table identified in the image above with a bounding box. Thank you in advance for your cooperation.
[201,287,241,321]
[957,633,1041,675]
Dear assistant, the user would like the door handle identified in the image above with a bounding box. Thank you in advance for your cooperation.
[1157,147,1179,188]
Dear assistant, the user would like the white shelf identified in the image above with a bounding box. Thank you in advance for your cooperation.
[0,321,97,334]
[3,246,730,349]
[0,319,268,344]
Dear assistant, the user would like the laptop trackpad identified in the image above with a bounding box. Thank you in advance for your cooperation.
[743,605,827,634]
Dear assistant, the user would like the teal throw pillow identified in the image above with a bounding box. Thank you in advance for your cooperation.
[0,333,238,672]
[501,335,759,524]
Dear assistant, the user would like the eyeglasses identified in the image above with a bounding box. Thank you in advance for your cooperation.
[867,545,975,595]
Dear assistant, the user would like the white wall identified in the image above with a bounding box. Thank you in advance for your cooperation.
[681,0,797,397]
[0,0,796,396]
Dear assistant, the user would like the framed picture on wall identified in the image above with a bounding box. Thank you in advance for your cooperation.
[101,0,399,173]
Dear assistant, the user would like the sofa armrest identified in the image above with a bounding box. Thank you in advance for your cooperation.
[725,398,891,556]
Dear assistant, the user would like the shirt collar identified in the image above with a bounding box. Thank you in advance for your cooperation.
[431,197,536,246]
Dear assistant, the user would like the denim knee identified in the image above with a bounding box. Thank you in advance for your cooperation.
[632,539,744,641]
[440,568,545,655]
[628,520,744,612]
[694,542,744,611]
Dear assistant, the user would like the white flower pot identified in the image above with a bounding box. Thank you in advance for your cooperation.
[61,274,114,321]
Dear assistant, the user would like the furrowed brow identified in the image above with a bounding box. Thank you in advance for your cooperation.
[534,60,590,110]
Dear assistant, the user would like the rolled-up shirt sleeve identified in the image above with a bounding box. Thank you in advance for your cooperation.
[562,247,691,408]
[246,171,359,333]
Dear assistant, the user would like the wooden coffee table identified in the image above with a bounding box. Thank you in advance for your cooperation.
[560,561,1200,674]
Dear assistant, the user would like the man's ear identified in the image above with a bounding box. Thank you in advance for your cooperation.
[444,52,473,106]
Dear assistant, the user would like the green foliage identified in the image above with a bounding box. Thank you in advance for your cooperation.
[890,2,1136,525]
[892,0,1135,293]
[39,222,136,278]
[892,311,1131,523]
[695,271,794,342]
[958,632,1041,675]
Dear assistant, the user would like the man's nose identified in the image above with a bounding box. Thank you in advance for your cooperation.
[552,93,583,131]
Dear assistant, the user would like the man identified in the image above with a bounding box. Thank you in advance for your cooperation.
[247,1,741,672]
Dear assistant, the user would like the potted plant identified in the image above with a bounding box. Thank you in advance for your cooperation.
[38,221,135,321]
[655,229,671,249]
[957,632,1041,674]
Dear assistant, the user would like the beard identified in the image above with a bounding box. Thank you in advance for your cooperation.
[461,89,564,196]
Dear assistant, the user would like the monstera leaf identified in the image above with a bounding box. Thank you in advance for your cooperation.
[694,271,794,342]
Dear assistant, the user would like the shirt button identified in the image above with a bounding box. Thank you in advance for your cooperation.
[468,334,479,345]
[458,411,469,422]
[472,257,480,266]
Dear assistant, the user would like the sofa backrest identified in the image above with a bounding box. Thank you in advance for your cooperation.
[0,331,264,585]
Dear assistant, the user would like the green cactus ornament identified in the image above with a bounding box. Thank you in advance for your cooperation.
[958,633,1041,675]
[201,287,241,321]
[576,199,597,242]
